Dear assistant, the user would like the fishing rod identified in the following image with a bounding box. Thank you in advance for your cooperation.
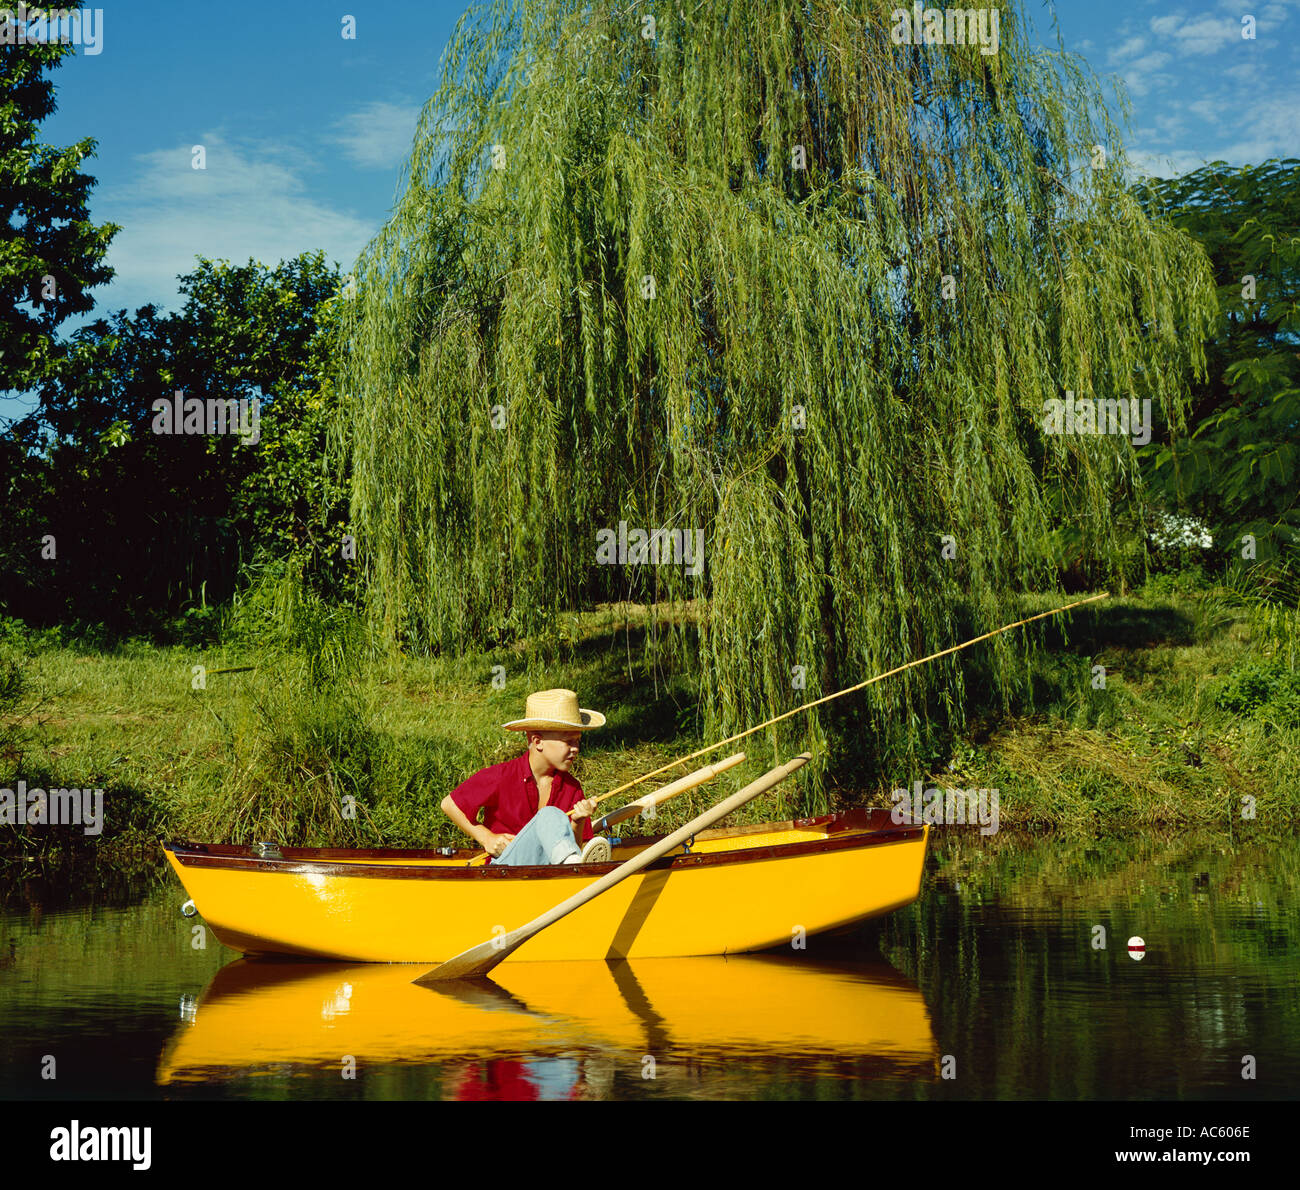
[592,590,1110,807]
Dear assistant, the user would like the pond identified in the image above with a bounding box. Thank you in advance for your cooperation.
[2,830,1296,1102]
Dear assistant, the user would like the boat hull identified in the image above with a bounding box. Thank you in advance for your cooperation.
[163,809,928,963]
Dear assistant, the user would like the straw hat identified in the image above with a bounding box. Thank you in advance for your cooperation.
[502,688,606,732]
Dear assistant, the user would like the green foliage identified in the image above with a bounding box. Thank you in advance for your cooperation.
[1135,159,1300,559]
[0,253,351,631]
[230,292,357,604]
[223,554,377,690]
[0,28,118,391]
[1195,551,1300,666]
[192,568,460,845]
[1142,566,1213,601]
[1212,659,1300,729]
[336,0,1216,793]
[9,587,1299,850]
[0,624,30,777]
[0,645,22,698]
[203,685,382,844]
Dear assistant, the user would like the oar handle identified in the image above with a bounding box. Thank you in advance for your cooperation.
[573,751,747,824]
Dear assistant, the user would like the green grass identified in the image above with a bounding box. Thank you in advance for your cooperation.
[2,580,1297,862]
[942,583,1297,836]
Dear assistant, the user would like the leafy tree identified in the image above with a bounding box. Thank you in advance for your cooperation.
[0,19,117,391]
[1136,158,1300,559]
[1,253,350,631]
[337,0,1217,789]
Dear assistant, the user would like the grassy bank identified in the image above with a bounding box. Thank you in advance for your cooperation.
[1,577,1297,866]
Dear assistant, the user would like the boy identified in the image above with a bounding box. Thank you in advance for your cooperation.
[441,688,611,865]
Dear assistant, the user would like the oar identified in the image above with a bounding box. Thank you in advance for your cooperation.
[414,751,812,983]
[463,751,747,865]
[587,751,746,832]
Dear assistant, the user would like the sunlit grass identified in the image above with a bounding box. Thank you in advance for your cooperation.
[2,582,1296,859]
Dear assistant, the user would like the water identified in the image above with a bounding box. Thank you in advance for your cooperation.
[2,831,1297,1101]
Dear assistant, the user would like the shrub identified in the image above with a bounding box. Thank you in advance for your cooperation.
[1212,659,1300,728]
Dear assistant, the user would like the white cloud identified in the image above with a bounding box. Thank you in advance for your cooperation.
[1221,61,1259,83]
[328,100,422,171]
[1129,124,1165,143]
[95,135,377,314]
[1225,90,1300,150]
[1207,137,1292,164]
[1149,13,1241,55]
[1117,50,1174,96]
[1129,50,1173,71]
[1155,112,1189,139]
[1126,147,1217,177]
[1156,5,1297,51]
[1219,0,1299,16]
[1187,97,1224,126]
[1107,35,1148,64]
[1127,87,1300,175]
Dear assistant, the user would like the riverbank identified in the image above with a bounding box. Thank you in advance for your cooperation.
[1,579,1296,865]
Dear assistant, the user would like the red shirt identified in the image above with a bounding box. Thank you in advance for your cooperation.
[449,752,593,844]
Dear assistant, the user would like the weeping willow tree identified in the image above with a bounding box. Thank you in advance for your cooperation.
[335,0,1216,794]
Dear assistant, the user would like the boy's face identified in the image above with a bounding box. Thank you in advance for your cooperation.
[530,730,581,772]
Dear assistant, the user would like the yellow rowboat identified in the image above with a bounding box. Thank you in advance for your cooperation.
[157,953,939,1087]
[162,808,928,964]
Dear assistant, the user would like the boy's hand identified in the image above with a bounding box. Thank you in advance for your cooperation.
[569,798,597,819]
[481,831,516,858]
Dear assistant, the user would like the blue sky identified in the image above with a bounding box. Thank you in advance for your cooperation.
[3,0,1297,425]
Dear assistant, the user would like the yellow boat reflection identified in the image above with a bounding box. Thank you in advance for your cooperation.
[158,954,938,1090]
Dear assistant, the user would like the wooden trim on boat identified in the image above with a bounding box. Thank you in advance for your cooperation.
[163,808,924,882]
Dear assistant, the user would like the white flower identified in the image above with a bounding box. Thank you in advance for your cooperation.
[1148,512,1213,551]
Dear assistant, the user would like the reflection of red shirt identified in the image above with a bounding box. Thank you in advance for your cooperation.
[449,752,593,844]
[454,1059,582,1101]
[455,1061,538,1101]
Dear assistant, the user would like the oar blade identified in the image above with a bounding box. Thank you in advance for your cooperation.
[414,933,521,984]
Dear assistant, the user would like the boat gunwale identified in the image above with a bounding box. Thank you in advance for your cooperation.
[163,808,926,881]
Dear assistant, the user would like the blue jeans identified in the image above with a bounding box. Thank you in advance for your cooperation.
[494,806,581,866]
